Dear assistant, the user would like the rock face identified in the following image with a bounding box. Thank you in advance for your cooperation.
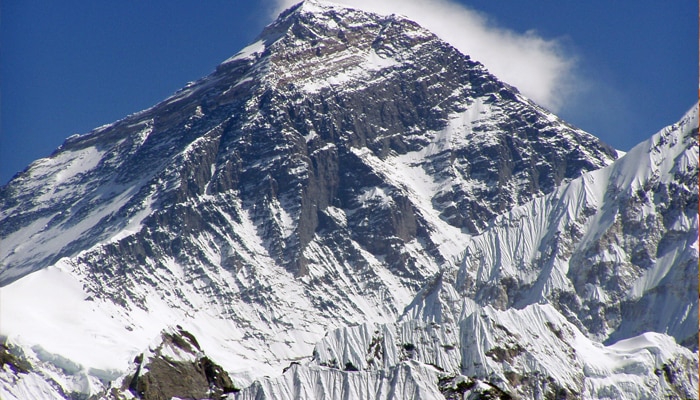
[0,1,696,399]
[103,327,238,400]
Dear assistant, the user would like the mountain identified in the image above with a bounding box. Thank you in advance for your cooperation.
[224,100,700,400]
[0,1,696,399]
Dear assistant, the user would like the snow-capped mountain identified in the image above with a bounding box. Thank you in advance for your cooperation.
[0,1,696,399]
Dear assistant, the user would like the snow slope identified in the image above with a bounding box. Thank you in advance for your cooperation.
[453,104,698,347]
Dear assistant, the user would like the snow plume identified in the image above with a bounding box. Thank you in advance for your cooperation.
[273,0,577,112]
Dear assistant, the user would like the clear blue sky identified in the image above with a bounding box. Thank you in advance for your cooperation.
[1,1,696,184]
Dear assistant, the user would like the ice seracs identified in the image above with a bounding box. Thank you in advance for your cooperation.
[235,302,696,399]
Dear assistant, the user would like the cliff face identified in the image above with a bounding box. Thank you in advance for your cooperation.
[0,1,695,399]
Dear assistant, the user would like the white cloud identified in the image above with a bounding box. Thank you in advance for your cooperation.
[271,0,578,112]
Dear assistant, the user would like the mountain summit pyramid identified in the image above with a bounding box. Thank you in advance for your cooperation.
[1,1,696,399]
[0,0,618,284]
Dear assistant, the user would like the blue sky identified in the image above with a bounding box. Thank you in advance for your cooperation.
[1,0,696,184]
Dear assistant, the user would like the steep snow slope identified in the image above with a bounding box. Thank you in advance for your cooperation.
[452,105,698,348]
[0,1,694,398]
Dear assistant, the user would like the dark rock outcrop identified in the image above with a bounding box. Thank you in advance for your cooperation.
[107,327,238,400]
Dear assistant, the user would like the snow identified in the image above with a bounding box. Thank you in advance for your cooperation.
[238,301,697,399]
[271,197,297,238]
[357,186,393,208]
[324,206,347,227]
[157,340,198,364]
[0,368,66,400]
[350,138,469,265]
[1,242,327,389]
[223,39,266,64]
[6,146,106,209]
[299,48,399,94]
[1,180,155,283]
[0,120,162,285]
[235,362,447,400]
[0,261,149,372]
[455,103,697,305]
[304,130,319,142]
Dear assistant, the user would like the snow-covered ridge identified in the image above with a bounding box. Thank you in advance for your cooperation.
[260,0,437,95]
[450,104,698,345]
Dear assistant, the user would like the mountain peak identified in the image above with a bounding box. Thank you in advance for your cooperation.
[2,3,690,399]
[287,0,346,13]
[219,0,439,93]
[0,0,617,285]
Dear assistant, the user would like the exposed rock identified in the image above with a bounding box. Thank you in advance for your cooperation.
[0,341,31,375]
[106,327,238,400]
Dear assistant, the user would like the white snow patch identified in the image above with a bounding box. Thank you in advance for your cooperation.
[300,48,399,93]
[304,130,319,142]
[224,40,266,63]
[324,206,347,227]
[357,186,392,207]
[0,261,143,372]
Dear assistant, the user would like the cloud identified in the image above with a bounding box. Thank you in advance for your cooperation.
[272,0,578,112]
